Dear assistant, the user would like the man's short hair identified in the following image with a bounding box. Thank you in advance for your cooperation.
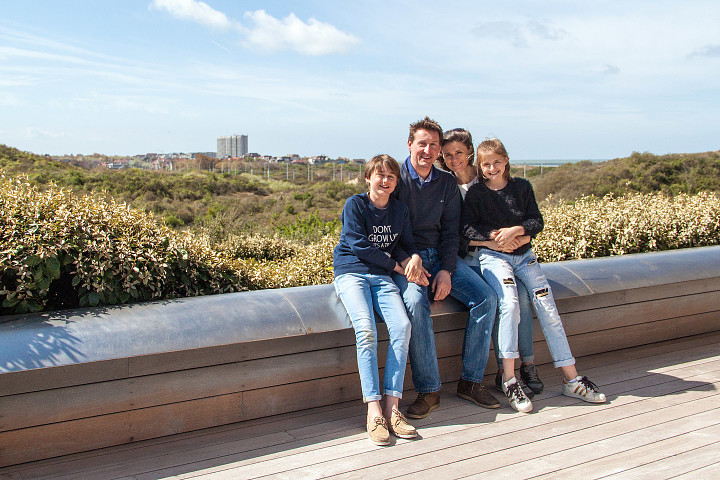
[408,116,443,144]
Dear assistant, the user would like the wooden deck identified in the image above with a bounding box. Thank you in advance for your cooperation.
[2,331,719,480]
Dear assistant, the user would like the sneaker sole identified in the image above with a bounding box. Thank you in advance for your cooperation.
[511,403,533,413]
[457,392,501,409]
[389,429,418,439]
[405,403,439,419]
[563,392,606,403]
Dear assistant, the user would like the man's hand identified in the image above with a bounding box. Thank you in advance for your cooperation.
[432,269,452,301]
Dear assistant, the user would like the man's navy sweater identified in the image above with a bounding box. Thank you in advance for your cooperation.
[333,193,417,277]
[393,157,461,274]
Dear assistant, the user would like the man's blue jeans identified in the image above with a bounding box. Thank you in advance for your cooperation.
[393,249,498,392]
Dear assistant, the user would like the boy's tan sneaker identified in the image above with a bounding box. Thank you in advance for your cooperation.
[367,416,390,446]
[388,407,417,439]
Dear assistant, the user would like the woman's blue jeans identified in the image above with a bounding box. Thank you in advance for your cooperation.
[392,249,497,391]
[477,249,575,368]
[334,272,411,402]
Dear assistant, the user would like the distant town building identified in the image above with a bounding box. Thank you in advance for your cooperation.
[217,134,248,159]
[192,152,217,159]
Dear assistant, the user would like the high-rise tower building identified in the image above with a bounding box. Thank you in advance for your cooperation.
[217,134,248,158]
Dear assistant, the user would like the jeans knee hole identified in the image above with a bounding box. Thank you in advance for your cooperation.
[534,287,549,298]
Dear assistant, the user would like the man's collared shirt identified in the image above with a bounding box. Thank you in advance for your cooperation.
[404,157,439,188]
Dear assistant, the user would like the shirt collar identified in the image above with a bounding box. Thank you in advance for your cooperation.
[404,156,438,185]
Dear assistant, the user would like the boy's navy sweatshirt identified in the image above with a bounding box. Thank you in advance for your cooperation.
[460,177,544,256]
[333,193,418,277]
[393,157,461,274]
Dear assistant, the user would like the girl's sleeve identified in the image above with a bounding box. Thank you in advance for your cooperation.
[521,182,544,237]
[342,198,397,272]
[460,188,495,242]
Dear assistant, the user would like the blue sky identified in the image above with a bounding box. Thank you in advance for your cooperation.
[1,1,719,160]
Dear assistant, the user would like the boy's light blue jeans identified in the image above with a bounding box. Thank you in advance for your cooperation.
[334,272,411,402]
[477,249,575,368]
[393,249,498,392]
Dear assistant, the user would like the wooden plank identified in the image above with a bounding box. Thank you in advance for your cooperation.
[0,393,243,467]
[0,358,129,397]
[465,409,720,479]
[128,328,357,377]
[671,461,720,480]
[0,344,363,432]
[530,424,720,479]
[149,364,720,479]
[600,441,720,479]
[559,292,719,336]
[554,279,720,313]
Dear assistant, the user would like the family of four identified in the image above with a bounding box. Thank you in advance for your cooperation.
[332,117,606,446]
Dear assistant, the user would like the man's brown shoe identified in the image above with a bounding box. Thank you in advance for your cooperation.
[406,391,440,419]
[367,416,390,446]
[457,378,501,409]
[388,407,417,438]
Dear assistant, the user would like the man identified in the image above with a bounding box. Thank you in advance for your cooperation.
[393,116,500,418]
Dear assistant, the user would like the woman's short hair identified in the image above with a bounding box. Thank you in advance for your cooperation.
[477,137,511,181]
[439,128,474,171]
[365,154,401,180]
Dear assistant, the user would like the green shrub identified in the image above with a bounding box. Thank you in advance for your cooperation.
[219,234,299,261]
[242,235,335,289]
[0,174,248,315]
[534,192,720,262]
[273,211,340,243]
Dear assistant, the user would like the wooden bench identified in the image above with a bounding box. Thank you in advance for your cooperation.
[1,246,719,467]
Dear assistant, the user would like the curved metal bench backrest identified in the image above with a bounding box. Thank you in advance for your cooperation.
[1,246,719,374]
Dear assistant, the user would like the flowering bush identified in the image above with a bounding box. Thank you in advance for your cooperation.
[0,174,248,315]
[533,192,720,262]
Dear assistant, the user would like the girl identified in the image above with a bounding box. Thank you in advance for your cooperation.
[439,129,543,399]
[461,138,606,413]
[333,154,422,445]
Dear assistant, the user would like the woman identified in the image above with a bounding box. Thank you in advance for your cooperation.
[439,128,543,398]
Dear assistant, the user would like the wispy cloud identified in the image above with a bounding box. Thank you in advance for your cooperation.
[149,0,359,55]
[597,64,620,75]
[688,44,720,59]
[23,127,68,140]
[472,19,567,48]
[241,10,359,55]
[149,0,233,29]
[52,91,175,115]
[0,92,21,107]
